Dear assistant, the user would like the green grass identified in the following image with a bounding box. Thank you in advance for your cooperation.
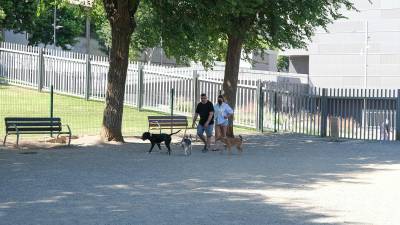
[0,84,163,136]
[0,84,255,137]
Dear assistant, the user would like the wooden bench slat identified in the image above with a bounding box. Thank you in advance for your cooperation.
[3,117,72,147]
[149,126,187,129]
[148,120,188,124]
[6,131,66,134]
[148,116,187,120]
[5,122,62,127]
[148,122,188,125]
[147,115,189,134]
[149,123,188,126]
[5,117,61,122]
[6,127,62,132]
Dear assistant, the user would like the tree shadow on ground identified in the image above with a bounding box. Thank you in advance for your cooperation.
[0,133,399,225]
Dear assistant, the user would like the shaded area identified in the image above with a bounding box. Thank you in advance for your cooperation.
[0,134,399,225]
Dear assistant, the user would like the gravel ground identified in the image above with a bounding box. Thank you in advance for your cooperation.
[0,134,400,225]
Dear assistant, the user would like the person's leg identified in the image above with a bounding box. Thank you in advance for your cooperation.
[221,124,228,138]
[205,124,214,150]
[197,125,206,144]
[214,125,220,142]
[197,125,208,152]
[213,125,221,151]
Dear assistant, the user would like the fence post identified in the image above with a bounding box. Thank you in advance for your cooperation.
[192,70,199,115]
[170,88,175,134]
[84,55,91,100]
[320,88,328,137]
[170,88,175,116]
[50,85,54,137]
[137,64,144,110]
[37,48,44,92]
[256,80,264,132]
[274,91,277,132]
[396,89,400,140]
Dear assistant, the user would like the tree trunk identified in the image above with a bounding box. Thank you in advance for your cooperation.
[223,34,243,138]
[101,0,139,141]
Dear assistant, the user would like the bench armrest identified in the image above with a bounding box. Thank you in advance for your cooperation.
[149,121,161,129]
[7,123,19,134]
[62,124,72,134]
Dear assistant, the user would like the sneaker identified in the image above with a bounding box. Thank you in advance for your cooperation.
[202,145,208,153]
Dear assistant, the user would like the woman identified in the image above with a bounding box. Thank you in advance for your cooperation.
[213,95,233,150]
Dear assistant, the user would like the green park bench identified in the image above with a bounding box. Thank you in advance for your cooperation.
[148,115,189,136]
[3,117,72,147]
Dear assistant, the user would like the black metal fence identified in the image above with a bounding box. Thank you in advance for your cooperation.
[258,83,399,141]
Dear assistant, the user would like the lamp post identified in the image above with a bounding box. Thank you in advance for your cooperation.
[364,20,369,89]
[66,0,92,54]
[53,0,56,48]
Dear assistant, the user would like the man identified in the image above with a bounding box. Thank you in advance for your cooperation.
[192,93,214,152]
[213,95,233,150]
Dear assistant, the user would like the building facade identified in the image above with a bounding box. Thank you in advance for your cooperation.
[283,0,400,89]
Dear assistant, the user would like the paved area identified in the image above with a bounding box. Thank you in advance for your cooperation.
[0,134,400,225]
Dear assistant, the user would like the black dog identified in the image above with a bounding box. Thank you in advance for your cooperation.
[141,130,181,155]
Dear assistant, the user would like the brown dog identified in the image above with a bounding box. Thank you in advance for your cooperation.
[217,135,243,154]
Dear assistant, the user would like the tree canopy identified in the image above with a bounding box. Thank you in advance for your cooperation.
[149,0,355,65]
[92,0,161,60]
[0,0,86,49]
[146,0,355,136]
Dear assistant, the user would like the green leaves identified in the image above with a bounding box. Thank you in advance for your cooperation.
[1,0,86,49]
[140,0,355,66]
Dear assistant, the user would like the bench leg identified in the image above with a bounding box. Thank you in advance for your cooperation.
[16,134,19,147]
[68,132,71,146]
[3,135,7,146]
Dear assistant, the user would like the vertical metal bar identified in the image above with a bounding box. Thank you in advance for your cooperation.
[355,89,359,139]
[85,54,91,100]
[313,87,316,136]
[339,89,343,138]
[378,89,385,140]
[306,91,309,135]
[373,89,376,140]
[256,80,262,132]
[192,70,199,115]
[343,89,346,139]
[367,89,371,140]
[396,89,400,140]
[277,91,280,132]
[137,64,144,110]
[170,88,174,134]
[38,48,44,91]
[320,88,328,137]
[351,89,355,139]
[285,92,288,131]
[363,89,367,140]
[384,89,388,140]
[347,89,351,139]
[274,91,277,132]
[320,88,323,136]
[50,85,54,137]
[393,90,396,141]
[295,85,298,133]
[260,86,264,133]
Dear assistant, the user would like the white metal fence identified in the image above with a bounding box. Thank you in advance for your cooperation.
[0,42,308,129]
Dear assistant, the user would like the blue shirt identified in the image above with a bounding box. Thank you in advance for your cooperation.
[213,102,233,125]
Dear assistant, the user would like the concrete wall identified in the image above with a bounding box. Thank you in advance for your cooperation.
[289,56,309,74]
[283,0,400,89]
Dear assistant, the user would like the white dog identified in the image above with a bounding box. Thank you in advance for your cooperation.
[181,135,192,156]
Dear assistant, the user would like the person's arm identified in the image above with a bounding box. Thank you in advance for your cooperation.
[204,103,214,127]
[192,113,199,128]
[192,104,200,127]
[204,111,214,128]
[225,104,234,119]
